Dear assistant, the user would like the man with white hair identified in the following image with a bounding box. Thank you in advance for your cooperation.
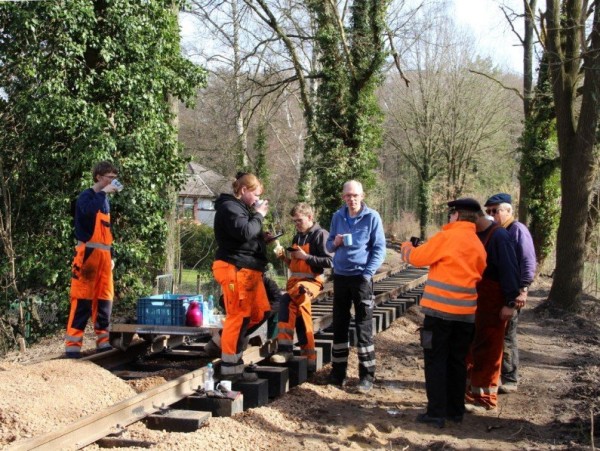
[326,180,386,393]
[484,193,537,393]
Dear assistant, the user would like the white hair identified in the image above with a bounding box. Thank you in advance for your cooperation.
[499,202,513,214]
[343,180,364,194]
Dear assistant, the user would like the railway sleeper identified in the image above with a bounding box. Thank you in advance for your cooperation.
[96,436,156,448]
[143,409,211,432]
[173,391,244,417]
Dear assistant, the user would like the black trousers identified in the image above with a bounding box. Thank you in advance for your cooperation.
[422,315,474,418]
[501,309,519,384]
[331,274,375,380]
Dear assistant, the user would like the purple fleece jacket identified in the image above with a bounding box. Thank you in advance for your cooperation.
[507,221,537,287]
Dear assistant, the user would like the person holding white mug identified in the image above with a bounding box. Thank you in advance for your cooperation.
[65,161,120,358]
[325,180,386,393]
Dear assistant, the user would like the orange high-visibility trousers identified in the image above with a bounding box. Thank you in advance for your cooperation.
[212,260,270,376]
[276,279,321,363]
[65,211,113,354]
[466,277,507,409]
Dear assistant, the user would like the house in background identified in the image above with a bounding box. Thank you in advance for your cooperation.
[178,162,231,227]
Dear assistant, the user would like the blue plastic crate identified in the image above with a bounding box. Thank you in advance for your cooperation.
[136,294,196,326]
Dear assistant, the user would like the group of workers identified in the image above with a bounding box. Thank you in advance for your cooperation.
[209,173,386,392]
[401,194,535,428]
[64,161,535,426]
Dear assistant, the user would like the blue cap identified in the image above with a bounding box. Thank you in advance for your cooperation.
[485,193,512,206]
[447,198,482,212]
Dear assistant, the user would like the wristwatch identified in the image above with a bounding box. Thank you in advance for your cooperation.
[520,286,529,292]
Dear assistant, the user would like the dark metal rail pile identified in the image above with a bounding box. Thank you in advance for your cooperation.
[9,263,428,450]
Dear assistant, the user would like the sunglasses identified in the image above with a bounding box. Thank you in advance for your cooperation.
[485,208,499,215]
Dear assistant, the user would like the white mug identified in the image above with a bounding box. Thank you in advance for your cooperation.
[217,380,232,392]
[111,179,124,192]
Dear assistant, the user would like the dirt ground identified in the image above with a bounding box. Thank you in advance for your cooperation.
[1,271,599,450]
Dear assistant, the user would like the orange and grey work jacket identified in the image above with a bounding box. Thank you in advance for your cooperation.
[286,224,333,291]
[401,221,487,323]
[288,243,324,287]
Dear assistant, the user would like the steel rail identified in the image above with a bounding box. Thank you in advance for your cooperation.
[8,342,276,451]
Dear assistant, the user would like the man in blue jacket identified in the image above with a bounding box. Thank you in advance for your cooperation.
[326,180,386,393]
[484,193,536,393]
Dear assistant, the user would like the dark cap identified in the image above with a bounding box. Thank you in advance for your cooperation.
[484,193,511,206]
[447,198,482,212]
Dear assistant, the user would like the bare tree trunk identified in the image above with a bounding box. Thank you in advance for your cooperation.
[232,0,249,168]
[417,170,433,239]
[0,156,19,296]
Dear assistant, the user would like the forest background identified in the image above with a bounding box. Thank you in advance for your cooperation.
[0,0,598,353]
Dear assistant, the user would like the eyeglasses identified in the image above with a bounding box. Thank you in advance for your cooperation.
[485,208,498,215]
[101,174,118,181]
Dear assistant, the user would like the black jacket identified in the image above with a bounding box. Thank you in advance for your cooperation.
[213,193,268,271]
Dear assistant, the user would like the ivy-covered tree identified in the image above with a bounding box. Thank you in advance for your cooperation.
[242,0,387,225]
[254,122,270,192]
[519,55,560,269]
[0,1,206,317]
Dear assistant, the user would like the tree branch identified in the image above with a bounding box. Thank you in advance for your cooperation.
[327,0,355,77]
[468,69,524,100]
[386,28,410,87]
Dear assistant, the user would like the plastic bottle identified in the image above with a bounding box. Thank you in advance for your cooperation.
[196,293,204,323]
[207,295,214,325]
[202,301,210,327]
[163,290,171,300]
[204,362,214,391]
[185,301,202,327]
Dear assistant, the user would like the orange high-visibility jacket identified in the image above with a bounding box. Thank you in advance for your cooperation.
[401,221,486,322]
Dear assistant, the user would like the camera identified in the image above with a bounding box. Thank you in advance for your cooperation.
[410,236,423,247]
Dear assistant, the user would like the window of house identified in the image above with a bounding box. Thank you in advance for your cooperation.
[198,199,214,210]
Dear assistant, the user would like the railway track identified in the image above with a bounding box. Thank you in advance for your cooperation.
[9,263,427,450]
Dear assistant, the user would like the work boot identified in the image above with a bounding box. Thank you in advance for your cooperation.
[270,352,293,364]
[446,415,463,424]
[95,345,112,354]
[307,360,317,372]
[326,372,346,387]
[498,382,518,394]
[203,339,221,357]
[357,377,373,393]
[64,351,82,359]
[416,413,445,429]
[464,402,490,413]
